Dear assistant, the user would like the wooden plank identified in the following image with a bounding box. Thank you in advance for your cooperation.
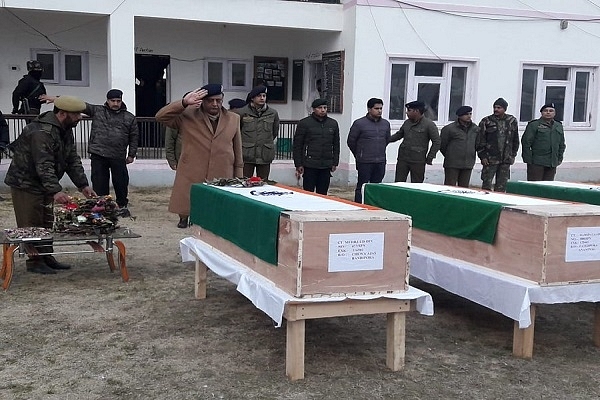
[386,312,406,371]
[414,207,600,285]
[284,298,410,321]
[285,318,305,381]
[544,215,600,284]
[512,305,536,359]
[297,219,409,294]
[195,258,207,299]
[196,211,410,298]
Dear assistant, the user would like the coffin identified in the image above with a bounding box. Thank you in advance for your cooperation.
[364,182,600,285]
[190,184,411,298]
[507,180,600,206]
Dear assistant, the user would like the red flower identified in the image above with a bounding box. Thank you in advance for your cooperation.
[249,176,262,182]
[64,203,79,210]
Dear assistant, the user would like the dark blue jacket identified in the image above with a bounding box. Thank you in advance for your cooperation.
[347,115,391,163]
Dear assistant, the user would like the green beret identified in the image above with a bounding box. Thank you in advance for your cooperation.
[311,98,328,108]
[54,96,86,112]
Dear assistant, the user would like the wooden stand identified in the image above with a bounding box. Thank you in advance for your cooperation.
[0,228,138,290]
[513,304,600,358]
[194,257,415,381]
[411,247,600,359]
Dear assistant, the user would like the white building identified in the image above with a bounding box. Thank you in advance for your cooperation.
[2,0,600,187]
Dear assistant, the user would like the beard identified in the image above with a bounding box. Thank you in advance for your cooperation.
[63,114,80,129]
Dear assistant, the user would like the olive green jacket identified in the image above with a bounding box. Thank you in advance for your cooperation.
[521,118,566,168]
[234,104,280,164]
[165,127,182,169]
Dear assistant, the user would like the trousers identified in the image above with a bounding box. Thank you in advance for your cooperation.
[90,154,129,207]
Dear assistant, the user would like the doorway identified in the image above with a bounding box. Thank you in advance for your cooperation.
[135,54,170,148]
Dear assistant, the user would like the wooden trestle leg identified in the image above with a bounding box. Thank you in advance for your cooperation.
[1,244,19,290]
[513,305,536,359]
[114,241,129,282]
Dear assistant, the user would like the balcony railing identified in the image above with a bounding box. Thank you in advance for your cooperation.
[2,115,296,161]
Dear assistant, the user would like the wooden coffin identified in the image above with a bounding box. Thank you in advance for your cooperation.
[192,209,411,298]
[365,183,600,285]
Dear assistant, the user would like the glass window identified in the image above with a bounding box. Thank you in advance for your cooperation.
[389,64,408,120]
[573,72,590,123]
[519,65,595,127]
[230,63,246,87]
[205,59,251,91]
[519,69,538,122]
[64,54,82,81]
[543,67,569,81]
[545,86,566,122]
[36,53,56,81]
[207,62,223,85]
[32,49,88,86]
[448,67,467,121]
[417,83,440,121]
[388,59,472,124]
[415,62,443,77]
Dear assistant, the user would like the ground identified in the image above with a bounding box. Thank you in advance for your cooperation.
[0,186,599,399]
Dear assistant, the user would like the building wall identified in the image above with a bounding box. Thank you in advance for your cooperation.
[2,0,600,189]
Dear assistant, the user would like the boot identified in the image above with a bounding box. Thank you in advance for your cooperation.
[177,216,189,229]
[26,258,56,274]
[43,255,72,270]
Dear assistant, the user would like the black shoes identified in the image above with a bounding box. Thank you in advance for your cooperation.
[119,207,132,218]
[26,258,56,274]
[177,216,189,228]
[43,256,72,270]
[26,256,72,274]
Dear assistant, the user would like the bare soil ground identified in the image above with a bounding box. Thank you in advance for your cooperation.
[0,186,599,399]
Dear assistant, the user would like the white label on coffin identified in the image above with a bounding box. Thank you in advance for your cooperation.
[328,233,385,272]
[565,227,600,262]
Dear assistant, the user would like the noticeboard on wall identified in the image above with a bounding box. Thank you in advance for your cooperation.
[322,50,344,113]
[253,56,288,103]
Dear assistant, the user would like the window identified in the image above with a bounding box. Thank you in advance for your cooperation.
[519,65,595,127]
[204,59,251,91]
[388,59,473,124]
[31,49,89,86]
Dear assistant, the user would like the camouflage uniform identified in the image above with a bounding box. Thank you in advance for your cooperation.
[4,111,89,228]
[476,113,519,192]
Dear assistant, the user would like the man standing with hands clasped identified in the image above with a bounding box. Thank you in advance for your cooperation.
[234,85,279,180]
[347,98,391,203]
[293,98,340,195]
[521,103,566,181]
[440,105,479,187]
[476,98,519,192]
[4,96,97,274]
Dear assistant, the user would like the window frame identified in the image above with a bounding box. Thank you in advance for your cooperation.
[31,48,89,87]
[386,58,475,126]
[518,63,596,129]
[204,59,251,92]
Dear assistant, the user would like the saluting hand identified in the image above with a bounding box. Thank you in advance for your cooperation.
[183,88,208,108]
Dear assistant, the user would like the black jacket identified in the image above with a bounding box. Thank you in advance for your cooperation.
[12,74,47,113]
[293,114,340,169]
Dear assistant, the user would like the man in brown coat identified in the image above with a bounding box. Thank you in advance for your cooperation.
[156,84,243,228]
